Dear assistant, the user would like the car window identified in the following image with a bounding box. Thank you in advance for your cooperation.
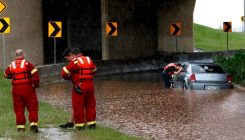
[191,64,224,73]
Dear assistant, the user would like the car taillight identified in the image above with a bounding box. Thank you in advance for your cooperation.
[227,75,232,83]
[190,74,196,82]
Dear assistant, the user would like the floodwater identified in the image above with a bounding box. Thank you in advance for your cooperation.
[37,71,245,140]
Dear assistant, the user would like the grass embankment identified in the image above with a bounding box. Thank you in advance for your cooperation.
[194,24,245,51]
[0,71,142,140]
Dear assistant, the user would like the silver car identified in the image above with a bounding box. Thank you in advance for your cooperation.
[173,62,233,90]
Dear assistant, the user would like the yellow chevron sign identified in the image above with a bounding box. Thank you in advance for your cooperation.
[106,22,118,36]
[0,17,10,34]
[223,22,232,32]
[0,1,6,14]
[170,23,181,36]
[48,21,62,37]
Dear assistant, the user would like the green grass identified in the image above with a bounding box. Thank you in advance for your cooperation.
[194,24,245,51]
[0,71,142,140]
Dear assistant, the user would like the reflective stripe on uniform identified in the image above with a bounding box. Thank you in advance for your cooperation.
[63,67,70,75]
[86,57,91,64]
[31,68,38,75]
[75,123,85,127]
[21,60,26,68]
[77,57,84,64]
[87,121,96,125]
[4,72,8,77]
[30,122,38,126]
[17,125,25,128]
[11,61,16,69]
[77,57,91,64]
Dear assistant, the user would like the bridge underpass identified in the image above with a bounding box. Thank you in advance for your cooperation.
[0,0,195,67]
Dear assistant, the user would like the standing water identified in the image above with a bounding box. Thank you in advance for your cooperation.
[38,71,245,140]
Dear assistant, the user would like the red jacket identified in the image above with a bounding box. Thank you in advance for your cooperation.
[77,56,96,79]
[61,58,80,86]
[4,58,39,87]
[61,56,96,86]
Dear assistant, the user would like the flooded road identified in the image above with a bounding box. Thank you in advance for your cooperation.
[37,71,245,140]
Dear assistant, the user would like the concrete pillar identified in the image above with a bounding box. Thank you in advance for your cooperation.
[101,0,109,60]
[157,0,196,53]
[100,0,157,60]
[0,0,43,69]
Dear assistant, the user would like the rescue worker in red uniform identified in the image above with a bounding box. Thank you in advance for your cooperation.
[72,48,97,129]
[162,63,182,88]
[61,48,97,130]
[4,49,39,133]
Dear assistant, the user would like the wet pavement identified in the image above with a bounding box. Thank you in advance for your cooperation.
[37,71,245,140]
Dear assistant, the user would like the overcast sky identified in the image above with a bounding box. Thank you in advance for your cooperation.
[194,0,244,31]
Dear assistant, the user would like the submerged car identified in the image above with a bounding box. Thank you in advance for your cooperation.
[173,62,233,90]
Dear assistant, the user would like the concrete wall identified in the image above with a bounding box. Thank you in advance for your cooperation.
[37,50,243,85]
[0,0,43,69]
[157,0,195,53]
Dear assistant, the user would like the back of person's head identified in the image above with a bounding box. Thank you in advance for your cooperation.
[71,48,81,55]
[176,63,182,67]
[15,49,24,58]
[63,48,72,57]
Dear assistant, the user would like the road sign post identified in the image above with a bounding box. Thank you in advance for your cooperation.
[0,17,10,69]
[0,1,7,70]
[223,22,232,51]
[170,23,181,52]
[175,36,177,52]
[48,21,62,64]
[3,34,5,69]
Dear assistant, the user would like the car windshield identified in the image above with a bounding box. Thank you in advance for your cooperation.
[192,64,224,74]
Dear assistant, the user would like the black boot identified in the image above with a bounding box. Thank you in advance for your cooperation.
[87,124,96,129]
[59,122,74,128]
[17,128,25,132]
[76,126,85,131]
[30,125,38,133]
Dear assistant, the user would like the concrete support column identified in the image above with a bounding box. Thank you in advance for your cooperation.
[157,0,196,53]
[101,0,109,60]
[0,0,43,69]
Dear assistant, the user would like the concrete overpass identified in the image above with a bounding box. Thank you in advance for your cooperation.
[0,0,195,68]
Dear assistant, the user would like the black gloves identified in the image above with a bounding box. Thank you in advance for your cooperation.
[75,86,82,94]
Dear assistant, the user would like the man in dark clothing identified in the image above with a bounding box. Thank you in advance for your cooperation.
[162,63,182,88]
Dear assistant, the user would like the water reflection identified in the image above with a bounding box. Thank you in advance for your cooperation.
[38,71,245,140]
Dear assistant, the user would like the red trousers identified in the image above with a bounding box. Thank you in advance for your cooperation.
[12,84,38,125]
[72,79,96,125]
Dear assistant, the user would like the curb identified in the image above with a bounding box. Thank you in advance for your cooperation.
[233,83,245,91]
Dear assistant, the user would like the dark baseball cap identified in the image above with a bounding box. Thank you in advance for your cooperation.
[63,48,72,57]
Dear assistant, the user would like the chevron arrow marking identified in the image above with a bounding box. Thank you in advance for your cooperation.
[170,23,181,36]
[0,1,6,14]
[106,22,117,36]
[0,17,10,33]
[223,22,232,32]
[48,21,62,37]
